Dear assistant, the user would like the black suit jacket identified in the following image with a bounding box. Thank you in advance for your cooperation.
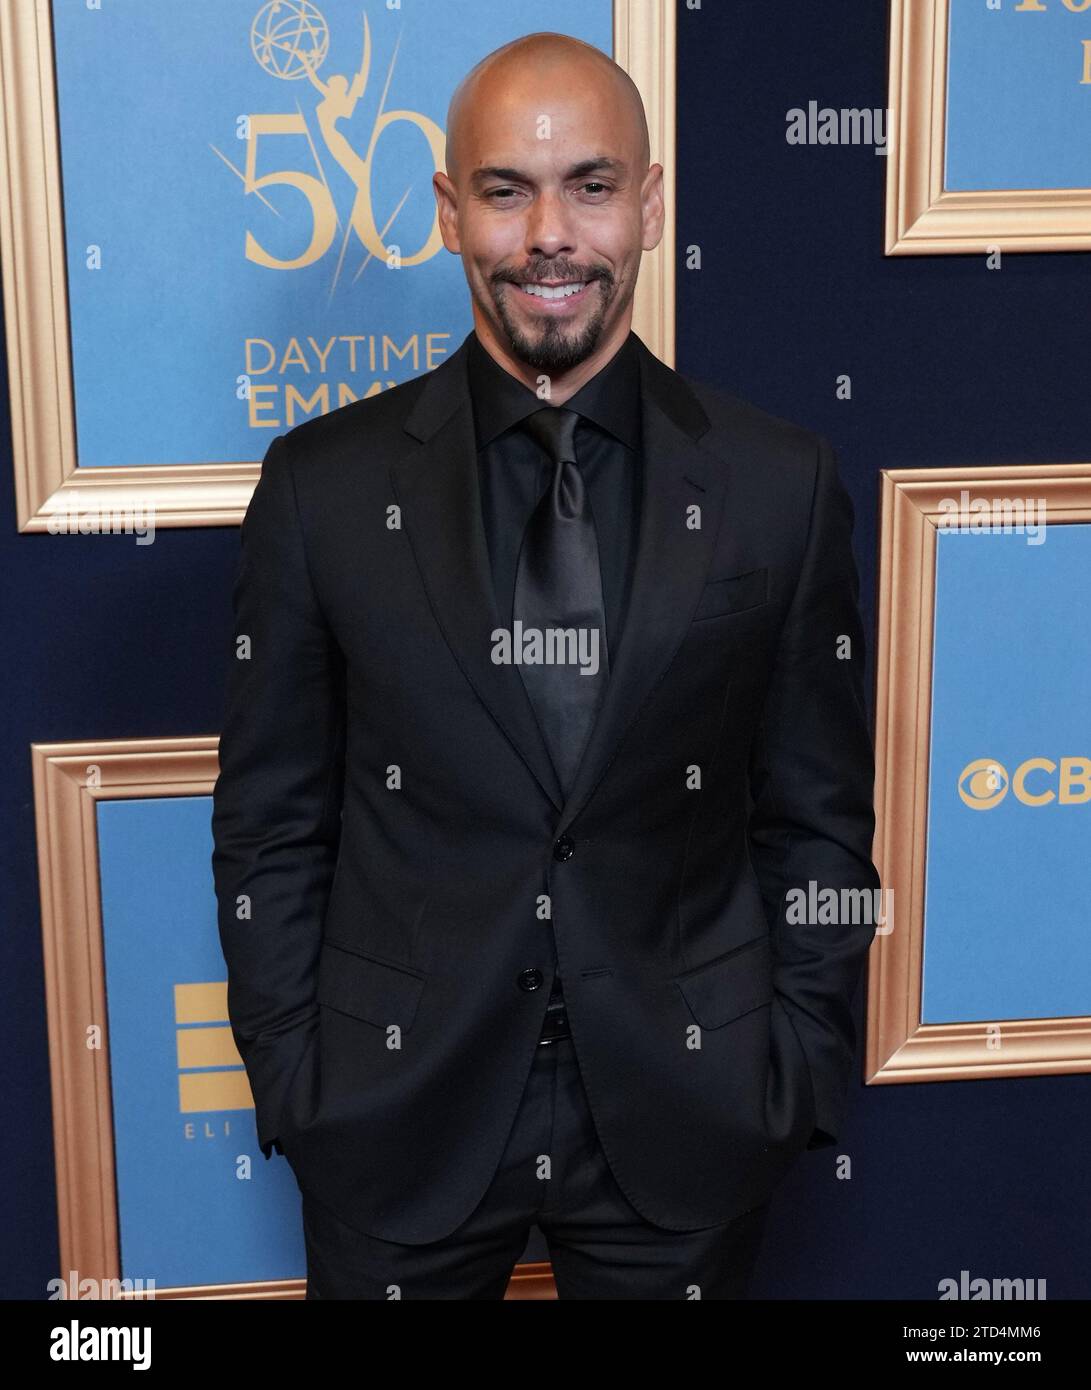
[211,329,881,1244]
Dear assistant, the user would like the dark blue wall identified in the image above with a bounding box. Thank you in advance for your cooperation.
[2,0,1087,1298]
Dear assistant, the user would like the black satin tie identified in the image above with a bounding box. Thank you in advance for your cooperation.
[513,407,610,798]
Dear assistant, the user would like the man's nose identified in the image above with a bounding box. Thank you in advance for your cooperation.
[525,189,577,259]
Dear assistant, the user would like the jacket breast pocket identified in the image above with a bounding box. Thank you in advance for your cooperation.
[691,566,768,622]
[673,935,773,1029]
[317,938,427,1031]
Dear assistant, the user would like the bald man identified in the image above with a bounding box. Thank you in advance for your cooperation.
[212,31,880,1300]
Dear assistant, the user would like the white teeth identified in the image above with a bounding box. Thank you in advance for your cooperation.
[519,282,586,300]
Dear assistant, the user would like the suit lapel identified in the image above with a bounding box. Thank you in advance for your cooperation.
[390,331,731,829]
[552,339,729,834]
[391,338,566,809]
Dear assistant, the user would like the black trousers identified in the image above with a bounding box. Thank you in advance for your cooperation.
[300,1034,771,1300]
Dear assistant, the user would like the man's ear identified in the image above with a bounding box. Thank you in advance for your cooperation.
[641,163,665,252]
[434,172,462,254]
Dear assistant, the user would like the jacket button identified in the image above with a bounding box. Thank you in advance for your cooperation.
[553,834,575,861]
[518,968,544,991]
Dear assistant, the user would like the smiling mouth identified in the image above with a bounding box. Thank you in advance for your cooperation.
[515,281,590,301]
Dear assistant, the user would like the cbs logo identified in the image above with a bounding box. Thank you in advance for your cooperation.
[958,757,1091,810]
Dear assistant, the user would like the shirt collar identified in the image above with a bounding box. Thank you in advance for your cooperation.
[467,329,641,452]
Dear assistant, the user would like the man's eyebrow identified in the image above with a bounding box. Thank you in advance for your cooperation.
[469,157,628,187]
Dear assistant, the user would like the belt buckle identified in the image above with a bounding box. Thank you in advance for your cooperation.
[537,1001,570,1046]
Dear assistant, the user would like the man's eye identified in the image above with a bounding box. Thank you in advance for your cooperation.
[485,184,610,201]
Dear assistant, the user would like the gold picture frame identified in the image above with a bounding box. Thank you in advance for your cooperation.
[0,0,676,531]
[867,463,1091,1085]
[885,0,1091,255]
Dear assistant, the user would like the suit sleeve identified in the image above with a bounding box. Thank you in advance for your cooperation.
[211,432,346,1160]
[746,434,879,1150]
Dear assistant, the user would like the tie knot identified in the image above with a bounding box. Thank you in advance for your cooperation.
[522,406,580,466]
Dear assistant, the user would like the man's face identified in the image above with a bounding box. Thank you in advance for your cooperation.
[437,72,661,376]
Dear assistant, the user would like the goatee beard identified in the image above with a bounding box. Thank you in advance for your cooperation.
[492,279,610,375]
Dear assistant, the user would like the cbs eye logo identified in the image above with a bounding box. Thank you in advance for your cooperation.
[958,757,1091,810]
[958,759,1009,810]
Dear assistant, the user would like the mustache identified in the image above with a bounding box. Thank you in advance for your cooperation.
[496,266,610,286]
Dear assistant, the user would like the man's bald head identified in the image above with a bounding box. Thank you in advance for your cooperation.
[433,30,663,383]
[445,32,651,187]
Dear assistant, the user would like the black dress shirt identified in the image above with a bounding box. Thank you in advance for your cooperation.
[466,329,643,658]
[466,330,643,1016]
